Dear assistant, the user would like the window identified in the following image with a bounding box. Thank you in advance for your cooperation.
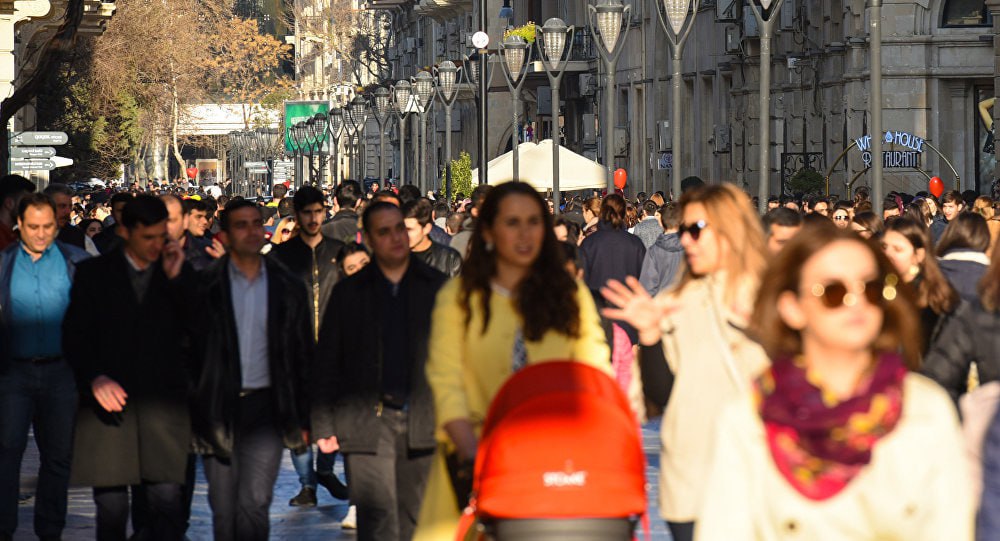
[942,0,990,27]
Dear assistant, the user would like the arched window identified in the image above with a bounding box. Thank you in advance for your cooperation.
[942,0,990,27]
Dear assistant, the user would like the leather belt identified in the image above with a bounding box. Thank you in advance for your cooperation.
[12,356,61,364]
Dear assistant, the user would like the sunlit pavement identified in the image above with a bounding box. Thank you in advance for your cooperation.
[16,421,673,540]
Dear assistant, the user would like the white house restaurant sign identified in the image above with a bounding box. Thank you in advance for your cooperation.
[855,130,925,169]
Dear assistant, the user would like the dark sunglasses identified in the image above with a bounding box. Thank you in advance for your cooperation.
[281,228,293,234]
[678,220,709,241]
[806,274,898,308]
[833,215,850,221]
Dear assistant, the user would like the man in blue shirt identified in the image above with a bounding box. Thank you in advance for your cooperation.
[0,193,89,541]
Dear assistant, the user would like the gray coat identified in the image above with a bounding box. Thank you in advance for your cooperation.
[639,233,684,297]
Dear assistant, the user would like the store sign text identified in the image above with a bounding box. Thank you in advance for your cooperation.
[855,130,926,169]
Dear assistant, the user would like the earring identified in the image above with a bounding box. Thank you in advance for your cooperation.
[907,264,921,280]
[484,241,494,252]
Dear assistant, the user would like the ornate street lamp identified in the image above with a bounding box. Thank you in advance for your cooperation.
[589,0,631,192]
[391,80,414,187]
[412,70,435,193]
[747,0,783,213]
[372,87,392,183]
[656,0,699,199]
[348,95,369,181]
[328,108,344,186]
[498,34,532,183]
[537,18,575,213]
[465,51,494,186]
[312,113,329,186]
[435,60,462,201]
[868,0,884,210]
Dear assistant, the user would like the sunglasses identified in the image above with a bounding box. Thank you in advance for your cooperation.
[807,274,898,308]
[678,220,709,241]
[281,229,293,235]
[833,215,850,221]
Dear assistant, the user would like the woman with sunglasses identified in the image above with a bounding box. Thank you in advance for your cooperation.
[602,183,768,541]
[831,203,852,229]
[697,223,972,541]
[272,216,297,245]
[882,218,959,355]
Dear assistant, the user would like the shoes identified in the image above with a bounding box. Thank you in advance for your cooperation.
[341,505,357,530]
[288,486,317,507]
[317,471,349,500]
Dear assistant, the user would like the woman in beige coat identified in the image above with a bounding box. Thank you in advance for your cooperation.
[696,223,972,540]
[602,184,770,541]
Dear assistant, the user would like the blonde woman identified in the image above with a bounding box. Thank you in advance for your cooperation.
[973,195,1000,256]
[271,216,297,245]
[602,184,769,541]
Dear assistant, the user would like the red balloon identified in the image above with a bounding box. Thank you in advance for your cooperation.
[929,176,944,198]
[186,167,198,179]
[614,168,627,190]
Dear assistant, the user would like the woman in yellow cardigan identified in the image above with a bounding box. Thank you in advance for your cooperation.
[416,182,611,540]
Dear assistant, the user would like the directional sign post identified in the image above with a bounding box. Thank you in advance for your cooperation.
[11,132,68,146]
[11,146,56,159]
[10,159,56,171]
[244,161,267,169]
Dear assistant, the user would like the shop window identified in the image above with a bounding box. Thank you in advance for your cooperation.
[942,0,990,27]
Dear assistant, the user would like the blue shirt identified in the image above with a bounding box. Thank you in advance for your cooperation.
[9,242,70,359]
[229,260,270,389]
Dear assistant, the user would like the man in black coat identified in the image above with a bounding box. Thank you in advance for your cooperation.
[322,180,362,244]
[313,202,446,541]
[62,195,191,541]
[189,200,312,541]
[269,186,346,507]
[402,198,462,278]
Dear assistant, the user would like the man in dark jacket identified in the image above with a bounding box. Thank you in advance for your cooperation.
[190,200,312,541]
[632,199,663,249]
[0,193,89,541]
[92,192,133,254]
[269,186,346,507]
[322,180,362,244]
[402,198,462,277]
[313,202,446,541]
[639,203,683,297]
[63,195,191,541]
[43,184,86,250]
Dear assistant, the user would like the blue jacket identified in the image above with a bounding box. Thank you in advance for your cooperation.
[0,240,90,369]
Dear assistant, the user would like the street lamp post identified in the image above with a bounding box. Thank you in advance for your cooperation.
[312,113,329,186]
[342,105,357,182]
[869,0,884,207]
[656,0,700,199]
[301,120,315,185]
[466,51,494,186]
[537,18,575,214]
[589,0,632,192]
[436,60,462,202]
[748,0,783,214]
[413,71,435,193]
[328,108,344,186]
[498,34,532,183]
[391,81,414,187]
[349,95,369,183]
[373,87,391,184]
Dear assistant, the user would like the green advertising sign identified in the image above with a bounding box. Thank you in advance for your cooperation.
[284,101,331,153]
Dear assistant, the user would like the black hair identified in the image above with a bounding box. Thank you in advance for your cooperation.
[219,200,260,232]
[659,202,681,230]
[554,215,582,245]
[398,184,422,206]
[641,199,659,217]
[372,191,401,206]
[561,241,583,271]
[293,186,326,213]
[272,184,288,199]
[17,193,56,221]
[109,192,134,208]
[432,202,450,219]
[181,198,207,215]
[42,183,74,198]
[336,242,370,278]
[680,176,705,194]
[470,184,493,211]
[0,175,35,206]
[277,197,295,218]
[401,198,433,227]
[763,207,804,230]
[362,201,403,234]
[121,195,168,229]
[335,180,361,210]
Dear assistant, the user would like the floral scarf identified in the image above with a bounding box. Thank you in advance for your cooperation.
[756,353,907,501]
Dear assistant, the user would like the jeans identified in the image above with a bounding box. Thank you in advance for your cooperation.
[290,445,338,489]
[345,409,433,541]
[203,391,283,541]
[93,483,183,541]
[0,359,77,538]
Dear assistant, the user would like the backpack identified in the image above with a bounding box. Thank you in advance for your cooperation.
[456,361,648,540]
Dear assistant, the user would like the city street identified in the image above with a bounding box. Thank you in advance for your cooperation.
[15,421,673,540]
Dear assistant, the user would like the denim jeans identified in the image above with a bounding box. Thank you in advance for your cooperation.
[0,359,77,538]
[290,445,338,489]
[203,391,283,541]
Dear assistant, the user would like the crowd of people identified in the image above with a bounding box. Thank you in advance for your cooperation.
[0,170,999,541]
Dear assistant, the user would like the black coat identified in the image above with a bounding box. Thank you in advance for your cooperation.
[938,250,990,304]
[579,221,646,291]
[62,249,193,487]
[269,234,345,334]
[311,257,446,454]
[923,300,1000,405]
[322,210,360,245]
[413,241,462,278]
[189,256,313,458]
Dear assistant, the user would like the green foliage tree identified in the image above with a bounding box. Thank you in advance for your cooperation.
[787,168,825,196]
[440,151,473,202]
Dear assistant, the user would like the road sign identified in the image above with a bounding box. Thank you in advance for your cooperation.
[244,161,267,168]
[11,132,68,146]
[247,167,269,174]
[11,146,56,159]
[11,159,56,171]
[272,160,293,183]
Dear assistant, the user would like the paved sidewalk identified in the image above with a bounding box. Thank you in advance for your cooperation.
[15,422,673,540]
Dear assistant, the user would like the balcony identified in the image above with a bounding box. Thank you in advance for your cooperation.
[412,0,471,22]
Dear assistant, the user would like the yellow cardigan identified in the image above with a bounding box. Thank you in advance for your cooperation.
[415,277,612,540]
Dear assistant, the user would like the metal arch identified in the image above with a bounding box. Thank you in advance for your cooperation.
[824,137,962,196]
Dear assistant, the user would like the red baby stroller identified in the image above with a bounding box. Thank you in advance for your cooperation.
[456,361,648,541]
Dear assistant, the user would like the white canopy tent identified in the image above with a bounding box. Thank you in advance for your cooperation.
[471,139,607,191]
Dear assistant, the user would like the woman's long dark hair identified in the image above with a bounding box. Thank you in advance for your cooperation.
[460,182,580,341]
[884,217,958,316]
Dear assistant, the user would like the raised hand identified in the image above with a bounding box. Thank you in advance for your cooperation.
[92,375,128,412]
[161,240,186,280]
[205,238,226,259]
[600,276,680,346]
